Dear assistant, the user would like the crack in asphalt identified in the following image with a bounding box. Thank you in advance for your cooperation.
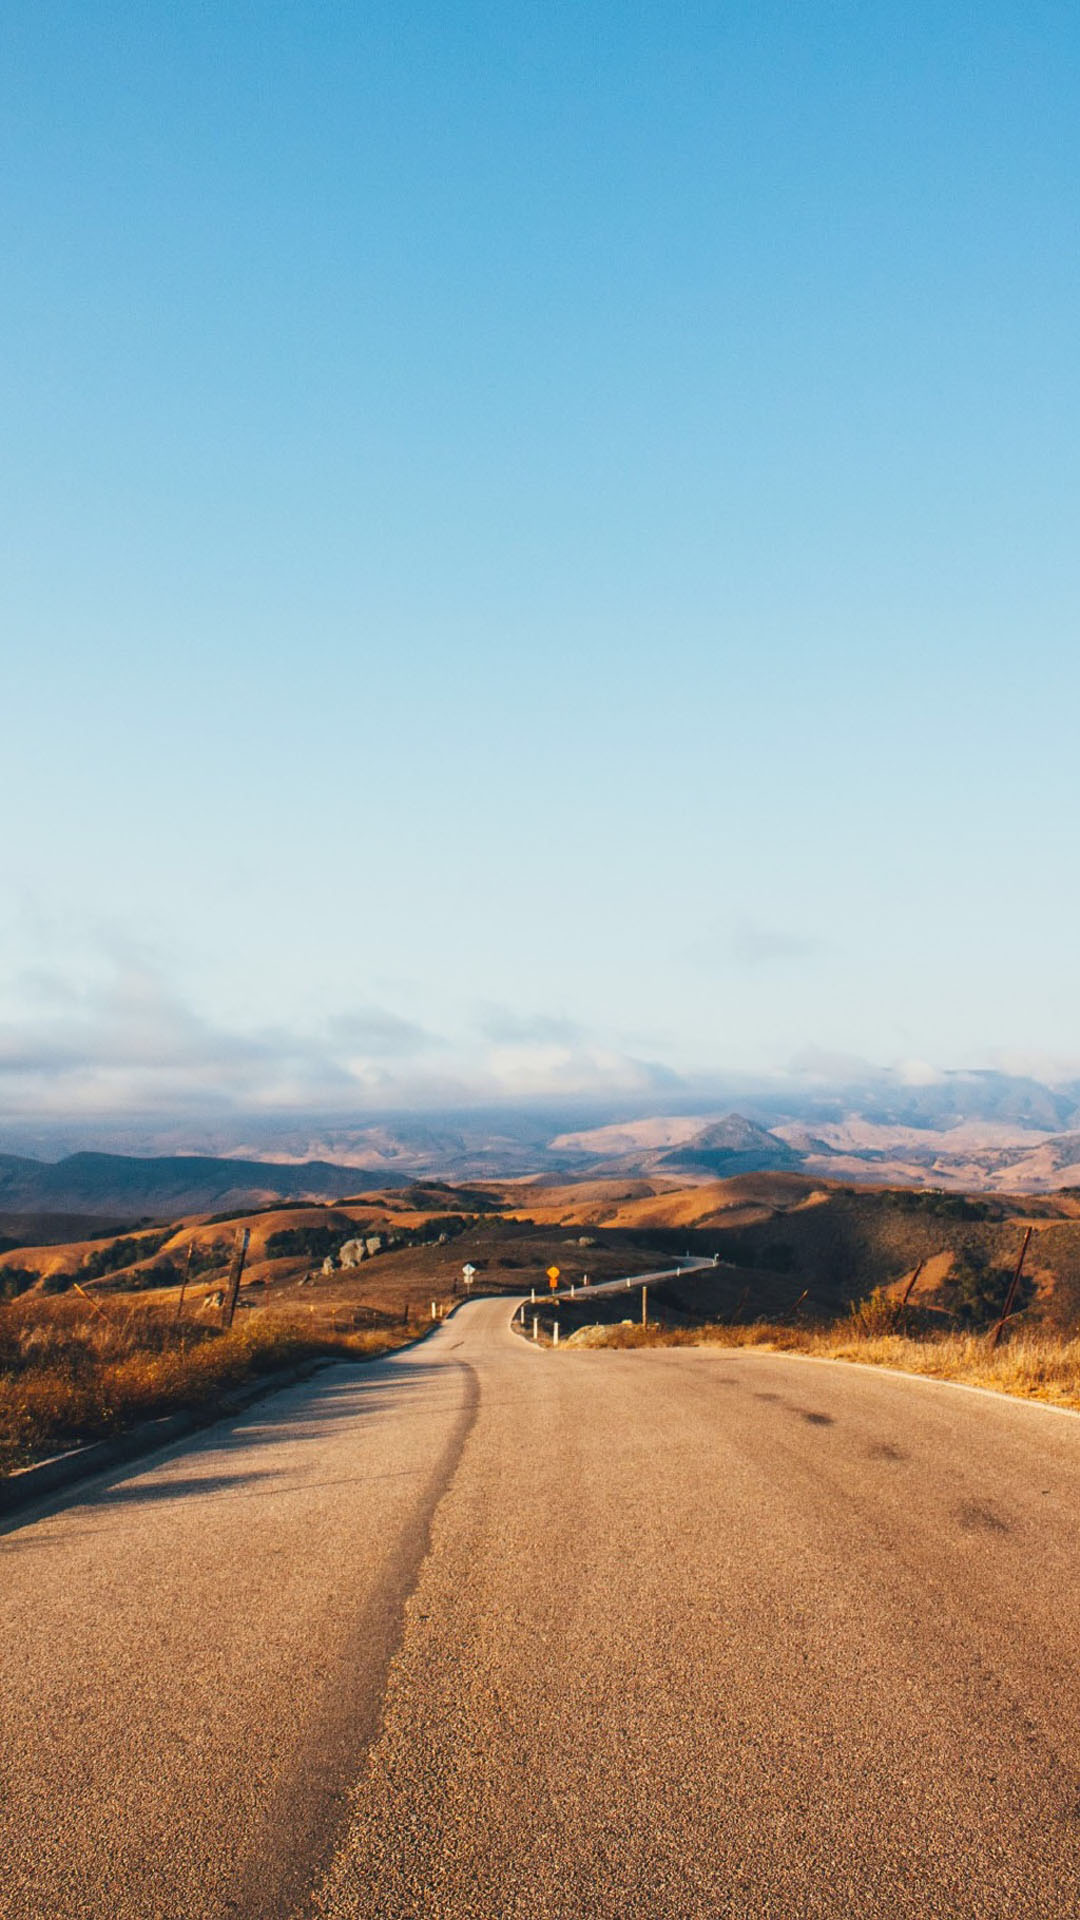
[224,1360,480,1920]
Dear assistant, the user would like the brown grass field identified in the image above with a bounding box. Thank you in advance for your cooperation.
[0,1199,661,1473]
[0,1293,414,1476]
[561,1312,1080,1412]
[5,1171,1080,1471]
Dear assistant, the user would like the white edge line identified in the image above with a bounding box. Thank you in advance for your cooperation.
[687,1342,1080,1422]
[532,1267,1080,1422]
[496,1297,1080,1413]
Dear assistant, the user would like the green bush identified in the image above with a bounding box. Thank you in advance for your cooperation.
[886,1190,1004,1223]
[81,1230,172,1281]
[0,1268,40,1302]
[264,1224,346,1261]
[945,1247,1031,1327]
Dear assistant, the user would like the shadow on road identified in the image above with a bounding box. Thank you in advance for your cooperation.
[0,1355,470,1543]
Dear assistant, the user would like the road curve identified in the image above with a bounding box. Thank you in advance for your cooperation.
[3,1297,1080,1918]
[542,1254,716,1304]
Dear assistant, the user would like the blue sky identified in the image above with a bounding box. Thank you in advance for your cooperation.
[2,2,1079,1117]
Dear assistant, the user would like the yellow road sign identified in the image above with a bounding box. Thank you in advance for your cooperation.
[547,1265,560,1288]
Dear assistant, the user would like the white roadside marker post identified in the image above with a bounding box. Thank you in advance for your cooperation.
[642,1284,648,1329]
[532,1317,539,1341]
[552,1322,559,1348]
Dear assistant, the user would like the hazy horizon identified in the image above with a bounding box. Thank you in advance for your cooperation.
[4,1056,1080,1169]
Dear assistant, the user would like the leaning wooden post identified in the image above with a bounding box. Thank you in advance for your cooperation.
[900,1260,926,1309]
[220,1227,250,1330]
[175,1241,194,1323]
[71,1281,107,1320]
[989,1226,1033,1350]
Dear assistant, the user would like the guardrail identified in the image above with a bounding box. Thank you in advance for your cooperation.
[511,1256,717,1345]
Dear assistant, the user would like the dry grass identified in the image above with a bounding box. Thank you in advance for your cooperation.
[575,1309,1080,1412]
[0,1293,410,1474]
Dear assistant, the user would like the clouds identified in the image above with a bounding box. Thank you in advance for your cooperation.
[5,949,1080,1139]
[482,1041,676,1100]
[727,922,821,969]
[0,965,338,1115]
[685,919,822,973]
[472,1006,586,1046]
[786,1046,882,1084]
[324,1008,440,1059]
[11,934,1075,1132]
[0,959,675,1118]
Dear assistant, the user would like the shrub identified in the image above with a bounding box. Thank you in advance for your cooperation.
[264,1224,349,1262]
[0,1267,39,1301]
[846,1287,910,1337]
[945,1248,1032,1327]
[81,1230,172,1282]
[885,1190,1004,1223]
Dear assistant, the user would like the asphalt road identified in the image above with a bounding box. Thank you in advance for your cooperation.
[4,1297,1080,1918]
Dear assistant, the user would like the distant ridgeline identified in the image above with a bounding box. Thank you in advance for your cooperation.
[0,1151,407,1218]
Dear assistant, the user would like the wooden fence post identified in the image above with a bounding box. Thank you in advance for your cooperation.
[989,1227,1033,1350]
[220,1228,250,1330]
[175,1241,194,1323]
[900,1260,926,1309]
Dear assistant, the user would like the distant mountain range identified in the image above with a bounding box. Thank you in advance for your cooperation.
[4,1066,1080,1214]
[655,1114,802,1176]
[0,1152,400,1219]
[552,1113,803,1179]
[552,1107,1080,1194]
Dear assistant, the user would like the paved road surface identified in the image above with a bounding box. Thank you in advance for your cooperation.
[4,1297,1080,1918]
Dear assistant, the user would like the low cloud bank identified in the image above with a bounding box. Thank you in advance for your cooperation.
[0,964,673,1119]
[3,961,1080,1137]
